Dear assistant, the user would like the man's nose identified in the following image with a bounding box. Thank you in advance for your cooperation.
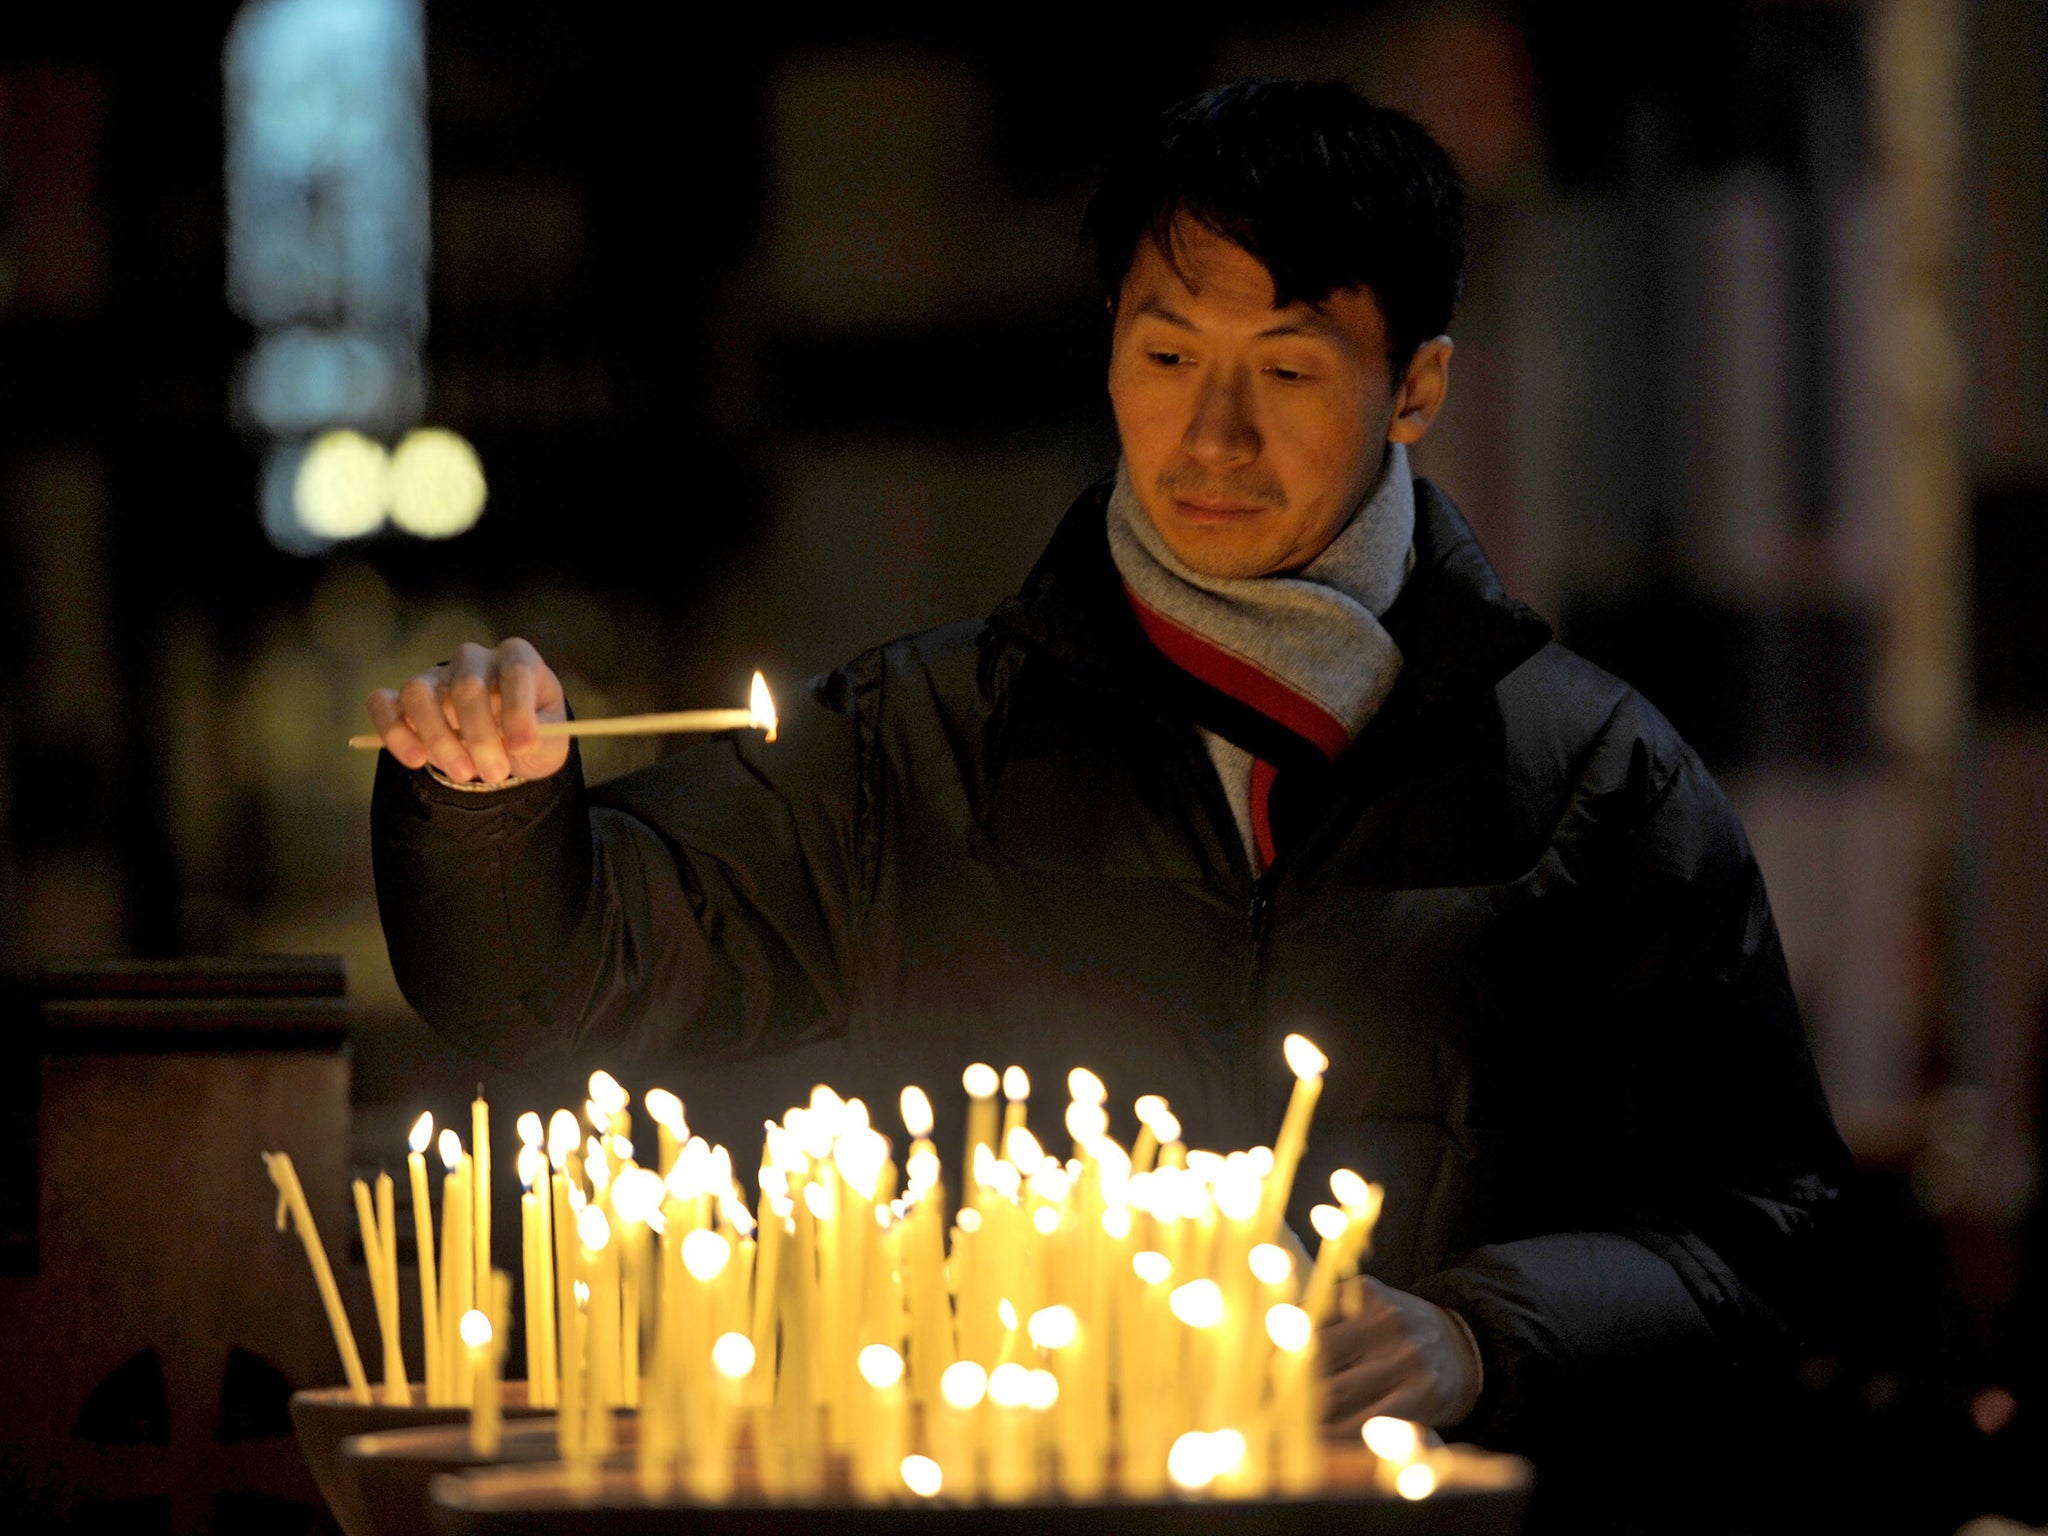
[1182,368,1260,469]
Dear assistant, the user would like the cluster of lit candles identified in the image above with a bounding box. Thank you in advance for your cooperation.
[268,1033,1414,1503]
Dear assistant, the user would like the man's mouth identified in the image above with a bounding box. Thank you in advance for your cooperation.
[1171,497,1267,523]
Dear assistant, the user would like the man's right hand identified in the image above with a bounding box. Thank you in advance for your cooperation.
[365,638,570,786]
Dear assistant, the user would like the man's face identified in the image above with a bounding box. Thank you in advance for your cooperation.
[1107,218,1402,579]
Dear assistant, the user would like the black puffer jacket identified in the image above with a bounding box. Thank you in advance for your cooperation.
[374,476,1848,1453]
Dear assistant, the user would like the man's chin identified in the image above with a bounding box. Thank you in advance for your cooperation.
[1157,523,1283,580]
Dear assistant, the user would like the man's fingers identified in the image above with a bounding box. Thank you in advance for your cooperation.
[366,689,429,771]
[447,643,512,783]
[497,642,540,753]
[1329,1376,1436,1440]
[399,672,478,783]
[1321,1352,1418,1429]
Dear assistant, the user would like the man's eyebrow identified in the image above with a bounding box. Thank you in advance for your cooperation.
[1129,295,1337,341]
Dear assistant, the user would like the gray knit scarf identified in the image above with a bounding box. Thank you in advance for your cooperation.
[1106,444,1413,868]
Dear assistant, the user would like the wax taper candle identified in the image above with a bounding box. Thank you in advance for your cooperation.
[407,1114,443,1404]
[1258,1034,1327,1245]
[471,1094,492,1339]
[439,1129,474,1400]
[264,1151,371,1402]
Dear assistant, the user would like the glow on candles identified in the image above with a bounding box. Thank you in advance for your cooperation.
[858,1344,905,1390]
[963,1063,999,1098]
[1249,1244,1293,1286]
[1133,1250,1172,1285]
[1266,1303,1312,1352]
[1067,1068,1106,1105]
[1310,1204,1348,1242]
[1169,1430,1239,1491]
[1023,1369,1058,1411]
[712,1332,756,1379]
[610,1167,665,1227]
[1102,1207,1132,1240]
[683,1228,733,1282]
[1028,1305,1077,1350]
[1215,1163,1261,1221]
[1396,1462,1438,1500]
[460,1308,493,1349]
[1152,1108,1183,1143]
[439,1127,462,1173]
[1169,1279,1224,1329]
[901,1454,943,1498]
[516,1112,544,1148]
[1033,1207,1059,1235]
[578,1205,610,1252]
[1003,1066,1030,1103]
[987,1362,1030,1406]
[941,1360,987,1407]
[1363,1416,1421,1462]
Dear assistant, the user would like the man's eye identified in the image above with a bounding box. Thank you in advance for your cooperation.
[1147,350,1184,367]
[1267,366,1308,383]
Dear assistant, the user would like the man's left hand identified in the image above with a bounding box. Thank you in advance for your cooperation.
[1317,1277,1483,1434]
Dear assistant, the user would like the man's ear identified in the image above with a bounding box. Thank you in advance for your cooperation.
[1387,337,1453,446]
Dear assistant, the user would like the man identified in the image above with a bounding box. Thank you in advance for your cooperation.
[369,80,1846,1465]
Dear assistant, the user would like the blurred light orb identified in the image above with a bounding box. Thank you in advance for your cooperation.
[1396,1462,1438,1500]
[901,1454,943,1498]
[294,429,388,538]
[389,426,486,537]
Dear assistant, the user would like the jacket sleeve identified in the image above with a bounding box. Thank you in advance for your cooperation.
[1409,725,1850,1446]
[370,676,866,1077]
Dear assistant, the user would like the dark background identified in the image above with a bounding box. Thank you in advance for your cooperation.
[2,2,2045,1531]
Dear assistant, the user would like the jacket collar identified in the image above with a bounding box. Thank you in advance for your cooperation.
[988,473,1553,722]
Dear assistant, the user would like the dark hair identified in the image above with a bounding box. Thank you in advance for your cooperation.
[1083,79,1467,373]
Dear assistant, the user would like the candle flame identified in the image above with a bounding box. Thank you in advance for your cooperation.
[1266,1302,1312,1352]
[1248,1145,1274,1177]
[1065,1100,1108,1144]
[803,1182,832,1222]
[749,671,778,742]
[1028,1304,1077,1350]
[901,1454,943,1498]
[1396,1462,1438,1500]
[643,1088,685,1133]
[1133,1249,1172,1285]
[610,1166,665,1225]
[899,1085,933,1139]
[459,1309,493,1349]
[1101,1206,1132,1240]
[516,1144,545,1190]
[858,1343,905,1390]
[711,1331,756,1380]
[547,1109,578,1169]
[574,1280,590,1305]
[1330,1168,1374,1210]
[962,1062,999,1099]
[682,1228,732,1282]
[438,1127,463,1171]
[1168,1431,1223,1490]
[1169,1279,1225,1329]
[1134,1093,1169,1127]
[577,1206,610,1252]
[1024,1368,1059,1411]
[408,1113,434,1154]
[1215,1164,1262,1221]
[1153,1108,1183,1144]
[587,1071,628,1117]
[1005,1126,1043,1169]
[1363,1416,1422,1462]
[1066,1067,1106,1105]
[1032,1205,1059,1235]
[515,1111,544,1148]
[1249,1243,1293,1285]
[986,1362,1031,1408]
[940,1360,988,1408]
[1002,1066,1030,1101]
[1283,1032,1329,1080]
